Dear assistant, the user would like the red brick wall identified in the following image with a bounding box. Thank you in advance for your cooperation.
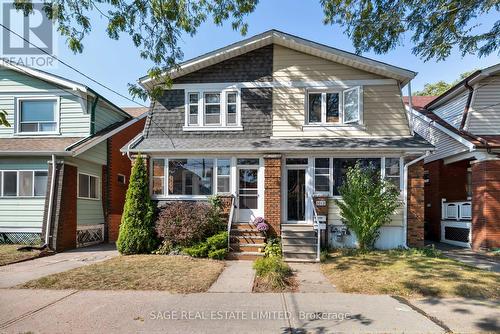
[264,156,281,236]
[471,160,500,250]
[407,160,425,248]
[106,118,146,242]
[56,164,77,251]
[424,160,469,241]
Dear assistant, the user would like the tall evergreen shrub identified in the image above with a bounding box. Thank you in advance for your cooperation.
[117,155,157,254]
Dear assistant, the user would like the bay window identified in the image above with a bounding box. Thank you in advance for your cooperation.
[0,170,48,197]
[153,158,232,197]
[306,87,361,125]
[184,90,241,129]
[17,98,58,134]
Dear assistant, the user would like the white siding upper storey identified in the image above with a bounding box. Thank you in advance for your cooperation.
[466,74,500,135]
[0,67,127,138]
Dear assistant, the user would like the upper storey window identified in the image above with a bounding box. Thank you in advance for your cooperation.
[306,86,362,126]
[17,98,58,134]
[184,89,241,131]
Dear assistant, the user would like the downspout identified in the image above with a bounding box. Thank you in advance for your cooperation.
[407,80,414,135]
[403,151,430,248]
[459,80,474,130]
[44,154,57,248]
[90,96,99,135]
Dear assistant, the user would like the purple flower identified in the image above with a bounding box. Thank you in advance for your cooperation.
[256,221,269,232]
[253,216,265,225]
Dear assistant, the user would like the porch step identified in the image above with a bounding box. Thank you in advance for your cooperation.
[231,229,263,237]
[230,243,265,252]
[282,230,316,238]
[226,251,264,261]
[282,224,313,231]
[230,235,265,244]
[282,244,316,253]
[283,251,318,261]
[232,223,256,230]
[282,237,317,245]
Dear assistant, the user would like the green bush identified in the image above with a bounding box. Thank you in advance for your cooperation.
[208,248,228,260]
[183,231,228,259]
[117,155,158,254]
[335,163,401,251]
[153,240,173,255]
[253,257,293,290]
[264,238,282,258]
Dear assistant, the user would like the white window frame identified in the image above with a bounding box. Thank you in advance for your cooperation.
[342,86,362,124]
[0,170,48,198]
[215,158,231,194]
[187,92,200,126]
[203,92,222,126]
[313,157,331,195]
[77,172,100,200]
[183,89,242,130]
[383,157,403,191]
[305,86,363,126]
[117,173,126,185]
[15,96,60,135]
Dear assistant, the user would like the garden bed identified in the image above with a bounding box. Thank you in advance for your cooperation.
[20,255,225,293]
[0,244,43,266]
[321,249,500,299]
[252,256,298,293]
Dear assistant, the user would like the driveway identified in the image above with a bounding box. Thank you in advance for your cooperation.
[0,244,118,288]
[0,290,446,333]
[431,242,500,272]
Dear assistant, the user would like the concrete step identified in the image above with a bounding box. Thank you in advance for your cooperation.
[227,251,264,260]
[283,252,318,261]
[282,230,317,238]
[282,237,317,245]
[282,224,314,232]
[230,235,265,244]
[230,243,265,252]
[282,244,317,253]
[284,258,319,263]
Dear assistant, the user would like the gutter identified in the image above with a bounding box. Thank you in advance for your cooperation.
[403,151,430,248]
[459,80,474,130]
[44,154,57,248]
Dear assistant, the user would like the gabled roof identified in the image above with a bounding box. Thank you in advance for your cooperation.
[424,62,500,110]
[0,59,131,120]
[122,107,149,118]
[139,30,417,90]
[402,96,438,111]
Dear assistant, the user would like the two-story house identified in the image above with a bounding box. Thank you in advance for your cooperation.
[0,60,147,251]
[125,30,432,261]
[407,63,500,250]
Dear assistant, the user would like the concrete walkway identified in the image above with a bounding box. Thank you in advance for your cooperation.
[208,261,255,292]
[0,289,448,333]
[432,242,500,272]
[289,262,336,292]
[0,244,118,288]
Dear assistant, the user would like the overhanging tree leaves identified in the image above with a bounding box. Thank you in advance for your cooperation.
[320,0,500,61]
[335,163,401,250]
[0,110,10,127]
[13,0,258,100]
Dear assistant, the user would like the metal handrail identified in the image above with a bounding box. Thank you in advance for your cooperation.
[227,195,236,251]
[309,197,321,262]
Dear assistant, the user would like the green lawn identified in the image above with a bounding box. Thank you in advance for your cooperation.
[0,244,41,266]
[21,255,225,293]
[321,249,500,299]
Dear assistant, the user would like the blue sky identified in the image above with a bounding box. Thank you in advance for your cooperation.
[42,1,500,107]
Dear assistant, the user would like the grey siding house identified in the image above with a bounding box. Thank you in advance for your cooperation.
[125,30,433,261]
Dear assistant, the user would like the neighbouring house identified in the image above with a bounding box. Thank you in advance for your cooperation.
[124,30,433,261]
[0,59,148,251]
[405,63,500,250]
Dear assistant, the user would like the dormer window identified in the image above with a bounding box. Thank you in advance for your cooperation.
[184,89,242,131]
[305,86,362,126]
[16,97,59,134]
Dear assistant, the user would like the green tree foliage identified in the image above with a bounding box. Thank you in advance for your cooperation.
[13,0,258,100]
[0,110,10,127]
[116,155,157,254]
[321,0,500,61]
[335,163,401,250]
[414,70,478,96]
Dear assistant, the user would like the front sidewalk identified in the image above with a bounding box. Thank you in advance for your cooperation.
[0,290,446,333]
[0,244,118,288]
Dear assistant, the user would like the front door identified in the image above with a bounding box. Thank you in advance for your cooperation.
[237,167,259,222]
[287,168,306,223]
